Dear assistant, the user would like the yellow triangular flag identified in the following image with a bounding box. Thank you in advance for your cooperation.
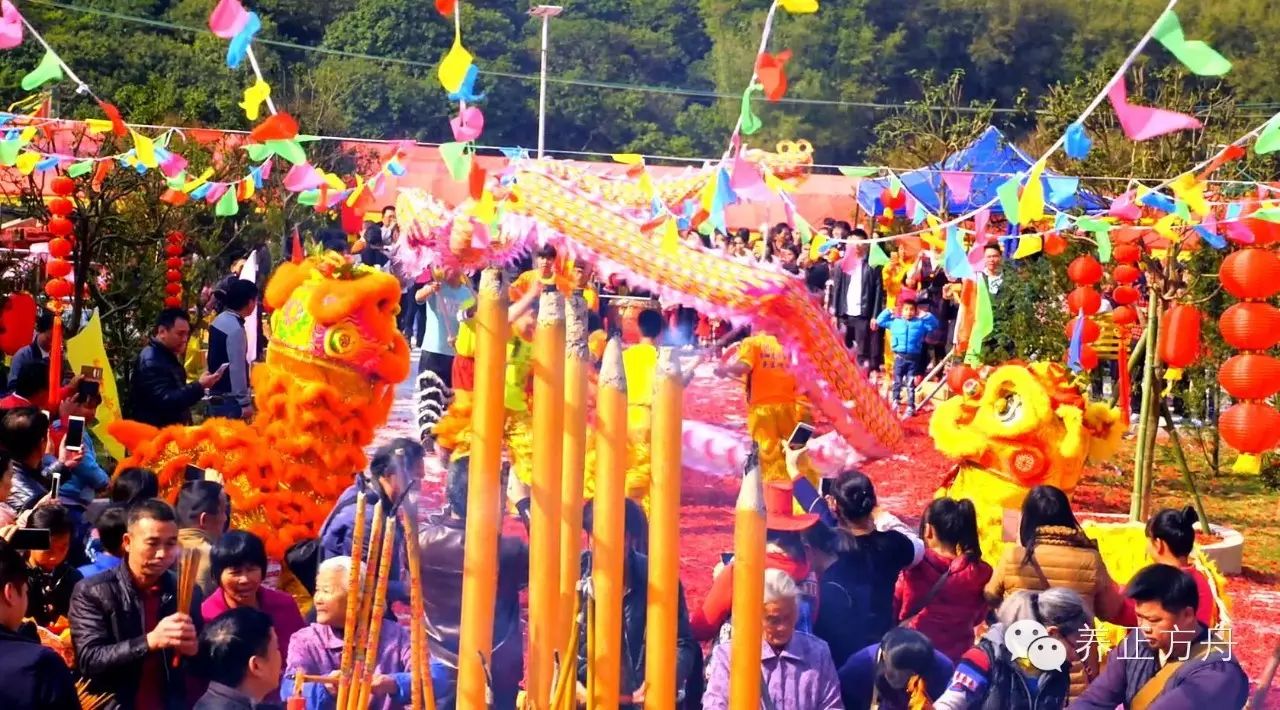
[85,119,114,135]
[662,218,680,255]
[922,215,945,251]
[66,310,125,460]
[241,176,255,200]
[346,175,366,207]
[16,151,41,175]
[763,172,794,193]
[19,126,37,143]
[239,78,272,121]
[1170,173,1209,217]
[437,35,473,93]
[699,176,716,212]
[612,153,644,165]
[469,189,496,223]
[1153,213,1181,240]
[639,172,654,200]
[1019,159,1046,224]
[131,130,158,168]
[1012,234,1043,259]
[779,0,819,12]
[183,167,215,194]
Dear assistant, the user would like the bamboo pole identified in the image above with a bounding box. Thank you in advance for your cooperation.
[559,291,590,655]
[400,509,437,710]
[347,501,386,710]
[1131,297,1160,521]
[458,268,509,708]
[355,516,398,710]
[528,289,566,709]
[645,347,683,710]
[591,337,628,709]
[1159,402,1211,529]
[729,450,767,709]
[335,494,370,710]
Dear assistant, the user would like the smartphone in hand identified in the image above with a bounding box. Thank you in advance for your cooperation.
[64,415,86,452]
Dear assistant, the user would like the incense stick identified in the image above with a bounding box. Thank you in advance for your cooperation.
[354,515,397,710]
[400,508,437,710]
[335,494,370,710]
[171,547,202,668]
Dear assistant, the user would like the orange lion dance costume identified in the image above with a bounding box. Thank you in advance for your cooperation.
[108,253,411,559]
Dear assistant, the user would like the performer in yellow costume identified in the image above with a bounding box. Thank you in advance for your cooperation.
[714,333,818,485]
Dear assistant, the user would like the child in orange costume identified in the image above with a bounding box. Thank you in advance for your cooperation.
[714,333,818,485]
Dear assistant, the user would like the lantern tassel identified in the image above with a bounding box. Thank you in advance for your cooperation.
[1161,367,1183,397]
[1231,453,1261,475]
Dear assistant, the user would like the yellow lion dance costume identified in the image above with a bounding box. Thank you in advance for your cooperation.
[930,362,1125,562]
[109,253,411,560]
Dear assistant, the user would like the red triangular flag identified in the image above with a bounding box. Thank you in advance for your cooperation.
[755,50,792,102]
[340,204,363,235]
[435,0,456,16]
[468,163,487,200]
[249,112,299,143]
[96,100,129,137]
[160,189,189,206]
[291,225,304,263]
[92,161,113,190]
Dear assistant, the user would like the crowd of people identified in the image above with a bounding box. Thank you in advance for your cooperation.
[0,205,1271,710]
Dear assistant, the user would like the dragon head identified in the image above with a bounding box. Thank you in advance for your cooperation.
[743,139,814,181]
[263,254,411,386]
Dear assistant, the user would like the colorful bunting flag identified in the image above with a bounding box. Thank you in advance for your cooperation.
[756,50,791,102]
[739,84,763,135]
[1108,76,1202,141]
[0,0,23,50]
[941,171,974,203]
[1065,122,1092,160]
[996,174,1021,224]
[240,79,271,121]
[1256,114,1280,155]
[21,49,63,91]
[965,279,994,365]
[838,166,878,178]
[779,0,819,12]
[1152,10,1231,77]
[1018,159,1047,224]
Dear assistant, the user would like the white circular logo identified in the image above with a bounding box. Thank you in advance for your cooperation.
[1027,637,1068,672]
[1003,619,1049,660]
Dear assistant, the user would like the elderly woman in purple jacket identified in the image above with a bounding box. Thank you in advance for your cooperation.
[703,568,845,709]
[281,555,415,710]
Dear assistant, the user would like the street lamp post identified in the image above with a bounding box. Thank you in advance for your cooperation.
[528,5,563,160]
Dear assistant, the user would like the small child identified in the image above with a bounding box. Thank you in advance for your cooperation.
[875,296,940,416]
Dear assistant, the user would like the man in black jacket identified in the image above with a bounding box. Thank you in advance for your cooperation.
[829,229,886,373]
[128,308,225,428]
[576,499,699,708]
[70,499,203,710]
[0,538,79,710]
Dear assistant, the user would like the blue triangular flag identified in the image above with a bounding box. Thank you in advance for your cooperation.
[1065,123,1092,160]
[1194,225,1225,249]
[1138,190,1178,214]
[1047,176,1079,205]
[1067,310,1085,372]
[911,200,929,225]
[1053,212,1071,231]
[943,225,976,281]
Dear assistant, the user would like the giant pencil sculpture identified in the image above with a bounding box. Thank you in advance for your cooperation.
[529,288,566,708]
[354,515,398,710]
[458,268,509,707]
[558,291,590,654]
[347,501,386,710]
[591,337,628,708]
[334,494,370,710]
[645,347,684,710]
[400,509,437,710]
[730,450,766,709]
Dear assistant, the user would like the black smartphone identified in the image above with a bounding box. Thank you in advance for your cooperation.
[64,416,86,452]
[80,365,103,381]
[720,552,734,565]
[9,528,51,551]
[77,378,100,399]
[787,422,815,450]
[184,464,206,482]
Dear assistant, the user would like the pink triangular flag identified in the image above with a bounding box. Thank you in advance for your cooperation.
[209,0,250,39]
[0,0,23,50]
[941,171,974,202]
[729,152,771,201]
[204,183,229,204]
[1224,219,1254,245]
[967,209,991,268]
[283,163,324,192]
[1108,76,1202,141]
[449,106,485,142]
[159,152,188,179]
[1109,190,1141,221]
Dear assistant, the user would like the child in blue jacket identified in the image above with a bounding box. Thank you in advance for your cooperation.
[875,297,940,416]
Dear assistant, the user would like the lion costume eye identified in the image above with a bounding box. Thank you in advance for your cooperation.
[995,392,1024,425]
[323,323,359,358]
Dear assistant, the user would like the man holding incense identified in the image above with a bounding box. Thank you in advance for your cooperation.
[70,499,205,709]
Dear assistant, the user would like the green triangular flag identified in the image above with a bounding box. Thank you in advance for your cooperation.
[1256,115,1280,155]
[868,242,890,268]
[165,173,187,190]
[1253,207,1280,223]
[439,141,471,181]
[1173,199,1191,222]
[296,190,319,206]
[839,166,879,178]
[1076,217,1111,234]
[0,140,20,167]
[267,139,308,165]
[21,50,64,91]
[214,188,239,217]
[67,160,94,178]
[996,175,1022,225]
[965,277,994,365]
[244,144,272,162]
[295,135,321,143]
[1152,10,1231,77]
[794,214,812,244]
[888,176,903,198]
[739,84,762,136]
[1096,229,1112,263]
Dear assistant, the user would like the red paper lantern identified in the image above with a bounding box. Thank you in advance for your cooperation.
[880,188,906,211]
[1112,264,1141,284]
[1068,256,1103,286]
[48,197,74,217]
[164,283,182,296]
[167,231,185,244]
[1157,304,1201,369]
[46,259,72,279]
[1218,353,1280,400]
[947,364,980,395]
[164,244,183,257]
[44,279,72,299]
[166,257,184,270]
[1112,243,1141,263]
[1242,216,1280,248]
[1111,305,1137,326]
[46,216,74,238]
[1075,344,1099,371]
[164,296,183,308]
[1220,249,1280,300]
[164,269,182,282]
[1043,233,1067,256]
[50,176,76,196]
[1065,317,1101,343]
[1067,287,1101,315]
[1218,402,1280,454]
[47,237,72,259]
[1219,302,1280,351]
[1111,285,1140,306]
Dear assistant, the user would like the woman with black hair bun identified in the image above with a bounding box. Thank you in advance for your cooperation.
[1146,506,1222,627]
[811,469,924,668]
[837,627,954,710]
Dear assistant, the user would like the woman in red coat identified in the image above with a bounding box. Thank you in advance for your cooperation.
[893,497,992,663]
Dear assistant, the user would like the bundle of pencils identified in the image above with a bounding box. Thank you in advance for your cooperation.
[172,547,203,668]
[344,499,386,710]
[75,678,112,710]
[353,515,397,710]
[335,496,372,710]
[400,508,438,710]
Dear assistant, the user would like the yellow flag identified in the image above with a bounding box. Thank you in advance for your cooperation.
[346,175,366,207]
[922,215,945,251]
[1012,234,1043,259]
[16,151,40,175]
[131,130,158,168]
[469,189,496,223]
[1153,213,1181,240]
[1170,173,1209,217]
[611,153,644,165]
[437,35,473,93]
[19,126,37,143]
[183,167,216,194]
[661,218,680,255]
[85,119,114,135]
[638,171,654,200]
[1019,159,1046,224]
[66,310,125,461]
[239,78,272,121]
[780,0,819,12]
[699,176,716,212]
[241,177,255,200]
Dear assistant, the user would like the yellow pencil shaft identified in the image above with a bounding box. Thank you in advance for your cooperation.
[558,292,590,656]
[529,291,566,709]
[356,516,398,710]
[335,495,371,710]
[729,509,766,710]
[645,352,683,710]
[400,510,436,710]
[591,339,628,709]
[458,269,509,708]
